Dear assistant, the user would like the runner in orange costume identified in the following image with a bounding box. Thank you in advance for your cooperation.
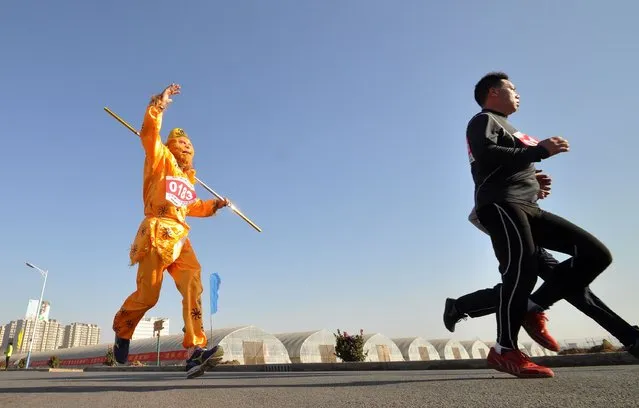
[112,83,227,378]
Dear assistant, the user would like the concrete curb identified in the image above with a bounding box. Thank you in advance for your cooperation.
[81,352,639,373]
[4,368,85,372]
[47,368,85,373]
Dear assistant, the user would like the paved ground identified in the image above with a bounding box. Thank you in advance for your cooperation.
[1,365,638,407]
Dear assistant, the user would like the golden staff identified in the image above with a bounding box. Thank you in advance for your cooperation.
[104,107,262,233]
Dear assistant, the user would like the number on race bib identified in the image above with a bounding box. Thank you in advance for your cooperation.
[165,176,197,207]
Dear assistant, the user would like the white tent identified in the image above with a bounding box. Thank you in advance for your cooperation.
[206,326,291,365]
[428,339,470,360]
[362,333,404,362]
[391,337,440,361]
[274,329,337,363]
[460,340,490,359]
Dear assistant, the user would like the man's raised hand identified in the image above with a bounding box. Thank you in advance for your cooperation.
[161,83,181,106]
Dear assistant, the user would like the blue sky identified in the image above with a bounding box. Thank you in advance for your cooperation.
[1,1,638,347]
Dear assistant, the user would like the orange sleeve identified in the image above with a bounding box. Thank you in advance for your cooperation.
[140,105,165,167]
[186,199,218,217]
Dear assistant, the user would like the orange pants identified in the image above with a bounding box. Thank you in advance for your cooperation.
[113,239,206,349]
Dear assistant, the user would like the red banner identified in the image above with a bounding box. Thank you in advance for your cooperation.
[28,349,190,367]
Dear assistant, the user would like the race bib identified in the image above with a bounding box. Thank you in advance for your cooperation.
[165,176,197,207]
[513,131,539,147]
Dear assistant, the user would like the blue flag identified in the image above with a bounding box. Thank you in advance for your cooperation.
[210,273,221,315]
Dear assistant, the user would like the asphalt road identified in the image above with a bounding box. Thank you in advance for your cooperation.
[1,365,638,408]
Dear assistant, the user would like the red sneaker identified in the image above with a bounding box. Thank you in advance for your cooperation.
[522,311,560,352]
[487,347,554,378]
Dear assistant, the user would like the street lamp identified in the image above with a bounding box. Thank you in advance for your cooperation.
[154,319,165,367]
[25,262,48,369]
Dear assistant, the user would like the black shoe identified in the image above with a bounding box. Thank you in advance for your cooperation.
[185,346,224,379]
[627,326,639,359]
[114,336,130,364]
[443,298,467,333]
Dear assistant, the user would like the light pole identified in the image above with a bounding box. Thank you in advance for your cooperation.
[154,319,165,367]
[25,262,48,369]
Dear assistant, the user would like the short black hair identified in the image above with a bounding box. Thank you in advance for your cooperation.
[474,72,509,107]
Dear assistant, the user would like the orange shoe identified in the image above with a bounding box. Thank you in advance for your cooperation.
[487,347,554,378]
[522,311,560,352]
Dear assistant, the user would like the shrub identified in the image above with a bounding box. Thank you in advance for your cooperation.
[104,346,116,366]
[558,339,625,355]
[47,355,60,368]
[18,358,26,369]
[334,329,368,362]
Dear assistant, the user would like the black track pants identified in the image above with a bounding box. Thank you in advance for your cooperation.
[476,202,613,349]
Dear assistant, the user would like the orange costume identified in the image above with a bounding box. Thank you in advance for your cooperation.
[113,98,223,350]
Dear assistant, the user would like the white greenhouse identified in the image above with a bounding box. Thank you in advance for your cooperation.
[522,342,546,357]
[13,325,291,367]
[460,340,490,359]
[206,326,291,365]
[362,333,404,362]
[428,339,470,360]
[391,337,441,361]
[274,329,337,363]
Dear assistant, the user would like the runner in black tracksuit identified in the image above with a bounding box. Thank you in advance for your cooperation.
[463,72,629,377]
[468,108,617,352]
[444,208,639,352]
